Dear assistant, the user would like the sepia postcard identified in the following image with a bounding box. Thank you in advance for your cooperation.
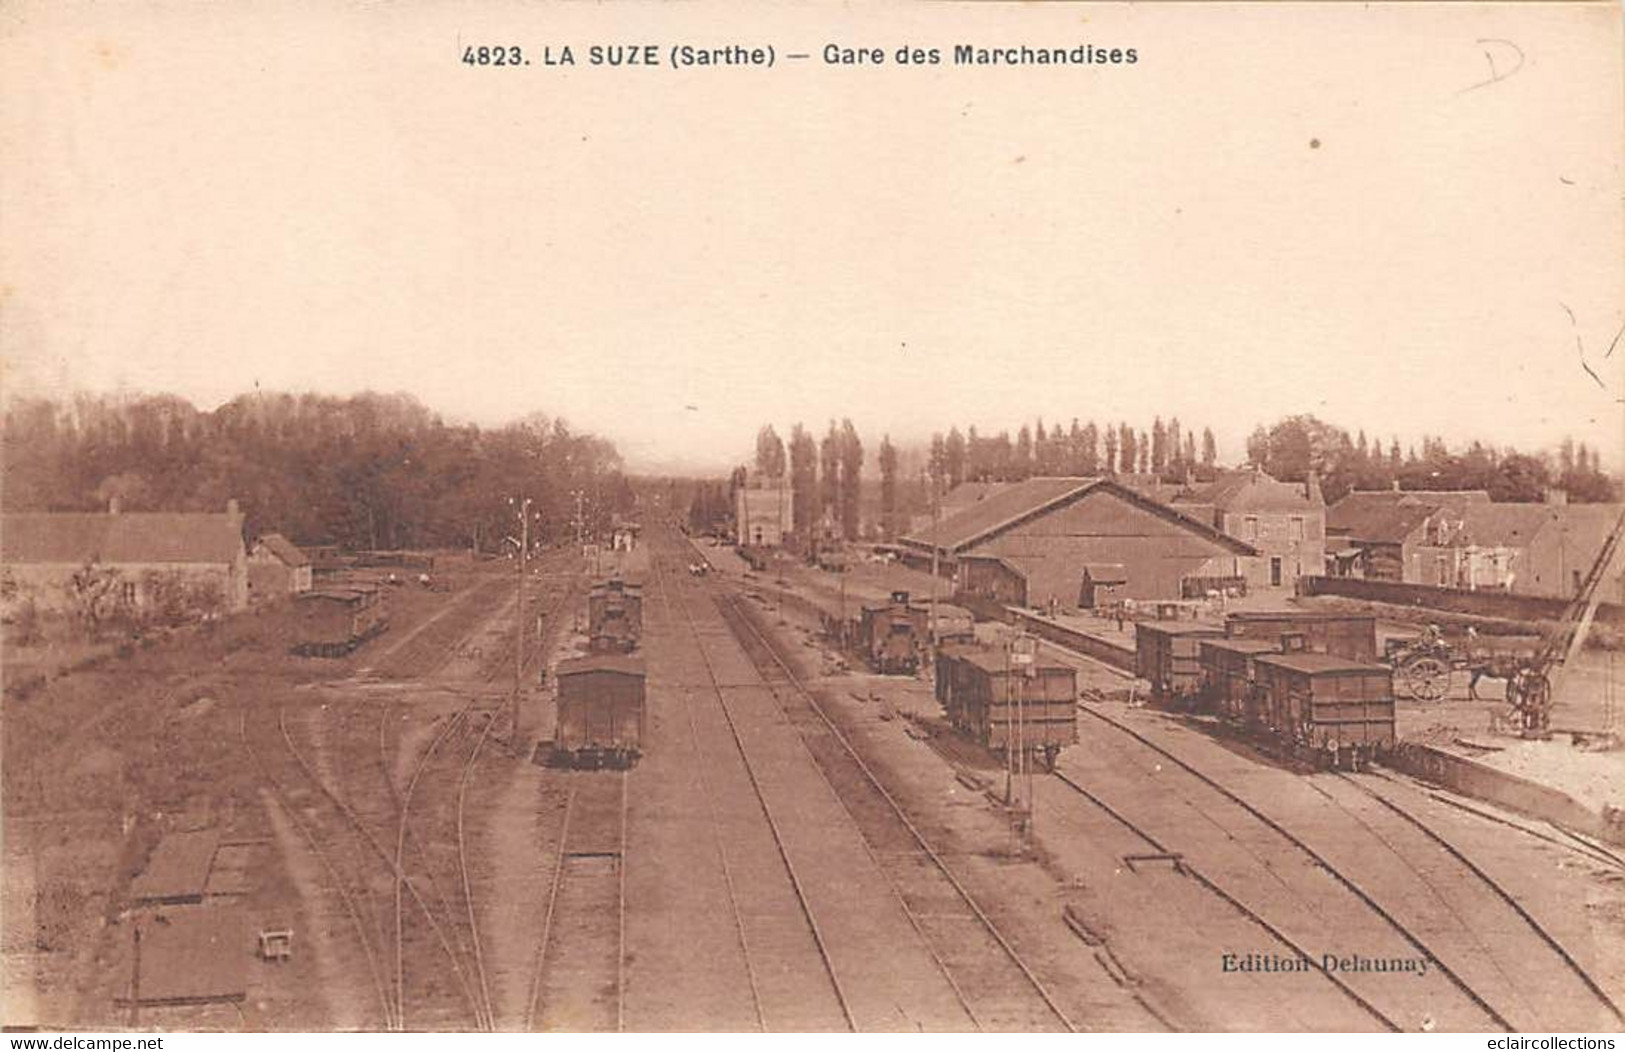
[2,0,1623,1038]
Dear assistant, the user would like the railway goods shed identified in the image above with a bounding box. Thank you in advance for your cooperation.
[902,477,1260,610]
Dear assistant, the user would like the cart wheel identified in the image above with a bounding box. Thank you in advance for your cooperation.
[1402,656,1450,702]
[1044,745,1060,772]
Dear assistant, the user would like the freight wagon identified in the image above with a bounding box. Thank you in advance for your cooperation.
[292,587,389,657]
[1249,652,1395,768]
[1135,621,1226,703]
[1198,637,1281,720]
[551,654,646,768]
[587,578,643,654]
[1223,611,1378,663]
[857,591,928,674]
[934,644,1078,770]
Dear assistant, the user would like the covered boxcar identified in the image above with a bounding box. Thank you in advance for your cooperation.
[927,603,976,646]
[1198,637,1282,720]
[1224,612,1378,663]
[935,644,1078,769]
[1250,652,1395,768]
[1135,622,1226,703]
[858,591,928,674]
[292,587,388,657]
[587,578,643,654]
[552,654,646,768]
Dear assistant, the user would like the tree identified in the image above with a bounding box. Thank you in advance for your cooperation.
[878,435,899,539]
[789,424,818,541]
[1151,417,1167,475]
[1103,427,1118,476]
[1245,425,1270,468]
[838,419,863,540]
[1081,421,1100,474]
[1201,427,1217,469]
[819,421,841,523]
[944,427,966,486]
[1014,425,1033,480]
[1119,424,1136,475]
[755,425,786,480]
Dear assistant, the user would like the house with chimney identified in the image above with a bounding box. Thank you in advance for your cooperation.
[1172,468,1327,591]
[0,498,251,616]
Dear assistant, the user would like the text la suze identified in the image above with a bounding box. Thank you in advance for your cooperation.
[539,45,660,66]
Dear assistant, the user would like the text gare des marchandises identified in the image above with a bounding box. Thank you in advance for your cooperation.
[460,42,1139,69]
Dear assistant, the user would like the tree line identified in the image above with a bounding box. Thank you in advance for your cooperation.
[716,411,1617,545]
[1,391,635,550]
[1242,415,1617,504]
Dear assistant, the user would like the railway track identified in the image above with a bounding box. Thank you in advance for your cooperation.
[711,572,1079,1032]
[246,568,577,1030]
[1073,700,1594,1031]
[651,554,854,1030]
[524,769,628,1031]
[642,561,770,1028]
[1318,772,1624,1031]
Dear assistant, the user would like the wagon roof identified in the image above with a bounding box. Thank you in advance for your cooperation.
[557,654,646,677]
[1199,637,1281,655]
[1226,610,1374,623]
[1254,652,1386,674]
[1135,620,1226,637]
[951,647,1075,676]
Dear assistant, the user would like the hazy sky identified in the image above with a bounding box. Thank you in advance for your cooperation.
[2,2,1621,473]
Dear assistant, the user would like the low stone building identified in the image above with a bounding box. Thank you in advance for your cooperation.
[248,533,313,602]
[0,499,250,616]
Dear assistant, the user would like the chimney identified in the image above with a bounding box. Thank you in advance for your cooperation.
[226,498,241,517]
[1306,471,1324,506]
[108,496,122,515]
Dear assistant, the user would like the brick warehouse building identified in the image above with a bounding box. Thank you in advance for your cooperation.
[900,477,1260,610]
[0,498,250,615]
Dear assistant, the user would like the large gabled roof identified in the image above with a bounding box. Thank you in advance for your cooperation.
[1,511,245,566]
[1329,502,1435,545]
[1176,470,1318,513]
[901,477,1258,557]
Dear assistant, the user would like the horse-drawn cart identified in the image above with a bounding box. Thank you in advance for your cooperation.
[1384,628,1542,702]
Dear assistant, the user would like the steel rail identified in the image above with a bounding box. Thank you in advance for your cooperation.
[1076,701,1514,1030]
[660,548,858,1032]
[1335,773,1625,1027]
[393,704,490,1030]
[524,788,575,1032]
[1047,766,1402,1032]
[237,703,398,1031]
[716,579,1078,1033]
[648,558,788,1031]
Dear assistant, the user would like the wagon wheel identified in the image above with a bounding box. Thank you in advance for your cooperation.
[1401,655,1451,702]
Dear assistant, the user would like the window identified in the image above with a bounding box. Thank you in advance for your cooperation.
[1289,516,1304,541]
[1243,516,1259,541]
[121,581,138,605]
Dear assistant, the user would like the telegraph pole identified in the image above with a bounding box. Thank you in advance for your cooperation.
[513,496,532,741]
